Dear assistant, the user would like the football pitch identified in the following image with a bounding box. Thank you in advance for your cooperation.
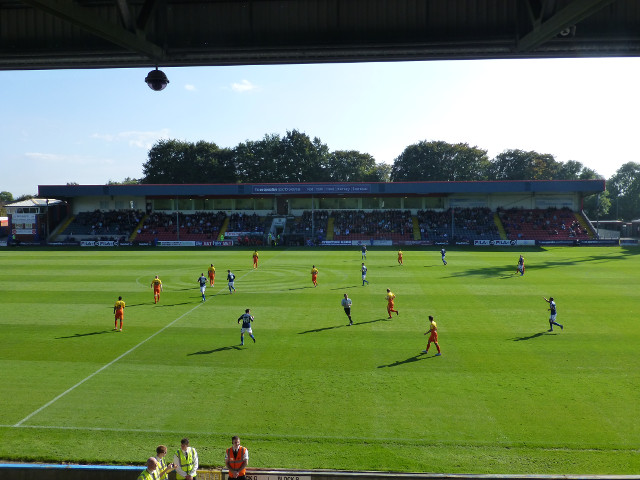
[1,246,639,474]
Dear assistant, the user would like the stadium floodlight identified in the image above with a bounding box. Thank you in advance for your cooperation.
[145,67,169,91]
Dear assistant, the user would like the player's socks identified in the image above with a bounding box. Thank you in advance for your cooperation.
[252,335,256,343]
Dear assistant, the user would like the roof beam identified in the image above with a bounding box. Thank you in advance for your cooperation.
[517,0,617,52]
[20,0,166,62]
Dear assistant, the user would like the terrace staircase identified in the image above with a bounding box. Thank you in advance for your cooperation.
[218,217,230,239]
[412,216,421,240]
[51,215,74,240]
[129,215,148,241]
[325,217,335,240]
[494,213,507,240]
[576,212,595,238]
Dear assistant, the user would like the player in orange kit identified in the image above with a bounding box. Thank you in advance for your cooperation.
[208,264,216,286]
[422,315,441,356]
[113,296,125,331]
[386,288,399,318]
[151,275,163,304]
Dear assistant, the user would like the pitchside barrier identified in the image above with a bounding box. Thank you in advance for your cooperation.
[1,465,639,480]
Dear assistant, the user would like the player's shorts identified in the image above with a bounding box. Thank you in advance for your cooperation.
[154,287,161,294]
[387,301,395,309]
[241,327,253,334]
[549,314,557,321]
[115,310,124,320]
[362,275,366,280]
[312,275,317,281]
[344,307,351,316]
[429,332,438,343]
[200,286,206,294]
[228,281,235,287]
[209,273,215,280]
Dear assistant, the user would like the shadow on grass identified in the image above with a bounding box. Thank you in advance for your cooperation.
[512,331,548,341]
[105,303,146,308]
[298,324,345,334]
[56,330,112,339]
[154,302,193,307]
[298,317,391,334]
[187,345,243,355]
[287,286,315,291]
[329,285,360,290]
[378,352,429,368]
[444,250,637,279]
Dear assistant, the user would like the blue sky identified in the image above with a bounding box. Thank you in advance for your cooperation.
[1,57,638,196]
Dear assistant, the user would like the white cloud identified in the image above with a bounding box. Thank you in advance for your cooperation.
[91,129,171,149]
[231,79,257,93]
[185,84,196,91]
[24,152,92,165]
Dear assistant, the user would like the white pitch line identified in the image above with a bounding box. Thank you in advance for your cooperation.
[13,302,204,427]
[12,251,283,428]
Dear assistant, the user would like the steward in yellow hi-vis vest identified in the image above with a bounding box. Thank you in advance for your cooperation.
[173,438,198,480]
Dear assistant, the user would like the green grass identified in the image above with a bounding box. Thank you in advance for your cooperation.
[0,246,639,474]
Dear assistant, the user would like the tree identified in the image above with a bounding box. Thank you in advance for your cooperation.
[142,139,235,184]
[108,177,140,185]
[233,134,283,183]
[607,162,640,221]
[0,191,14,204]
[390,141,490,181]
[487,149,560,180]
[280,130,331,182]
[0,191,13,216]
[556,160,603,181]
[327,150,390,182]
[15,194,34,202]
[233,130,331,183]
[583,190,611,220]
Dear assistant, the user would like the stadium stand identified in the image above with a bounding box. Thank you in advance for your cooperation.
[133,211,227,242]
[416,208,500,243]
[289,210,329,244]
[60,209,143,241]
[227,213,267,246]
[332,210,414,242]
[497,207,593,241]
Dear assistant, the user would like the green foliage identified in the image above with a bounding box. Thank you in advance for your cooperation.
[107,177,141,185]
[14,193,35,202]
[327,150,390,182]
[233,130,331,183]
[1,247,639,474]
[0,191,14,203]
[0,191,13,215]
[143,139,235,184]
[583,190,611,220]
[390,140,490,181]
[607,162,640,221]
[488,149,560,180]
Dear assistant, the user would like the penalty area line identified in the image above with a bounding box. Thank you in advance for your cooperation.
[13,302,204,428]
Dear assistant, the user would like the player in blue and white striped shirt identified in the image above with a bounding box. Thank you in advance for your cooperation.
[361,263,369,286]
